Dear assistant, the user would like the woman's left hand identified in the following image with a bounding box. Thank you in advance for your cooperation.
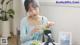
[47,21,55,28]
[31,27,40,35]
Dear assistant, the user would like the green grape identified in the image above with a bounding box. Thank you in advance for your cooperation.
[32,41,41,45]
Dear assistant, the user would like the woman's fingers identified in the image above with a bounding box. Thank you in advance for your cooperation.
[45,21,55,28]
[32,28,40,33]
[48,21,55,26]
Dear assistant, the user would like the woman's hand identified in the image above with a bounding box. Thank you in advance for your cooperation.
[46,21,55,28]
[31,28,40,35]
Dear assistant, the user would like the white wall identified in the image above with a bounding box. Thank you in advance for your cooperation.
[39,0,55,2]
[40,2,80,45]
[13,0,22,35]
[13,0,26,35]
[39,0,80,2]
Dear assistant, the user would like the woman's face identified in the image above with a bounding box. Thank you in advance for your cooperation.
[28,3,39,17]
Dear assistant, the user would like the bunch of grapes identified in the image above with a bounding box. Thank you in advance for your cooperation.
[32,40,41,45]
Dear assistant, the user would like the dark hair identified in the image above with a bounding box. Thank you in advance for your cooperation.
[24,0,40,12]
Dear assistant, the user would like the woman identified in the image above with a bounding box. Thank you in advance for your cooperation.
[20,0,54,45]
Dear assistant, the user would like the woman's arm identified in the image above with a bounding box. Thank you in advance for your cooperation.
[42,16,55,28]
[20,17,32,43]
